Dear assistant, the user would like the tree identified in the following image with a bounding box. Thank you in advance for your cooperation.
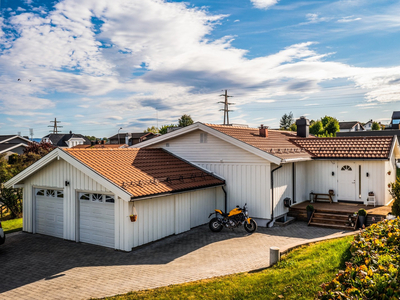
[310,120,323,135]
[144,126,159,134]
[372,122,381,131]
[289,123,297,131]
[178,114,194,127]
[324,118,340,136]
[279,112,294,130]
[159,124,178,135]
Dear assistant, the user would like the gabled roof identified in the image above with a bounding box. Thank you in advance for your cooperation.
[206,124,313,161]
[0,143,29,154]
[339,121,365,130]
[291,136,396,159]
[0,135,31,144]
[42,133,91,147]
[392,111,400,120]
[65,148,224,199]
[108,132,157,140]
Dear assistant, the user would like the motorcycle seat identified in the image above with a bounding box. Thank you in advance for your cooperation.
[220,212,229,217]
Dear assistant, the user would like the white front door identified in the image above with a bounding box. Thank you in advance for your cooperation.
[79,193,115,248]
[35,189,64,238]
[338,163,356,201]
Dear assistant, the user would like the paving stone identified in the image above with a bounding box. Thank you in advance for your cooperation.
[0,222,351,300]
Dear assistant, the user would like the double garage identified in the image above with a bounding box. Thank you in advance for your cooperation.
[35,188,115,248]
[6,148,224,251]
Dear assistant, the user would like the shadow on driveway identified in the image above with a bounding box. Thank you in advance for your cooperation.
[0,221,346,294]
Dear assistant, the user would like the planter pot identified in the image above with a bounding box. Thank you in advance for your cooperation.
[130,215,138,222]
[307,210,313,222]
[358,216,366,228]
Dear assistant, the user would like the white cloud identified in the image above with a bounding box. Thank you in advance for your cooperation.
[234,19,240,22]
[107,116,123,120]
[337,16,361,23]
[75,114,85,118]
[250,0,279,10]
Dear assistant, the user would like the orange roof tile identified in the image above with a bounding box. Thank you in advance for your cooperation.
[205,124,313,160]
[64,148,224,198]
[291,136,394,159]
[72,144,128,149]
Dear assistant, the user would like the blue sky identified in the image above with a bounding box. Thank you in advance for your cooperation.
[0,0,399,138]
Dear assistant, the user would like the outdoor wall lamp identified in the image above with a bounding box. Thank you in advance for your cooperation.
[65,181,70,186]
[331,171,335,176]
[366,172,369,177]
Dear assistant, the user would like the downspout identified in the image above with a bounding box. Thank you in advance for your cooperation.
[267,165,283,228]
[222,186,227,213]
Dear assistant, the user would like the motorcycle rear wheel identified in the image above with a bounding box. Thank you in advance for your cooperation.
[244,219,257,233]
[209,217,223,232]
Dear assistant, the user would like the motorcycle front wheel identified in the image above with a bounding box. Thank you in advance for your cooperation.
[244,219,257,233]
[209,217,223,232]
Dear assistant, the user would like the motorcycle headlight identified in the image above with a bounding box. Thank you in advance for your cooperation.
[245,211,249,216]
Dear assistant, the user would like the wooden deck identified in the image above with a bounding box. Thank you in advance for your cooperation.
[288,201,392,227]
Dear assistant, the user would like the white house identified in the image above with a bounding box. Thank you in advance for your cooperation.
[339,121,365,132]
[136,120,400,226]
[5,148,224,251]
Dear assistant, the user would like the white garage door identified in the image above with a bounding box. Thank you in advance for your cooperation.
[35,189,64,238]
[79,193,115,248]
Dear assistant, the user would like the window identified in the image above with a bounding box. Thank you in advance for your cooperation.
[36,189,45,196]
[393,119,400,125]
[79,193,90,200]
[341,165,352,171]
[105,195,115,203]
[92,194,103,202]
[57,191,64,198]
[200,133,208,143]
[46,189,56,197]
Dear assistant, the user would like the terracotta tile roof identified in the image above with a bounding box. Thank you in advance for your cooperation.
[291,136,394,159]
[71,144,128,149]
[64,148,224,198]
[205,124,313,160]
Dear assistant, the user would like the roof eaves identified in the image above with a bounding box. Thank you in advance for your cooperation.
[0,143,29,154]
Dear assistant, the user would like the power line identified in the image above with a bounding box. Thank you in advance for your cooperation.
[29,128,34,140]
[218,90,234,125]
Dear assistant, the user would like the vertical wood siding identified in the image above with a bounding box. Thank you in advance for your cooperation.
[295,161,308,204]
[271,163,293,218]
[126,187,220,249]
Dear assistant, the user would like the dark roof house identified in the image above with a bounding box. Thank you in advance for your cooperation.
[42,132,91,148]
[339,121,365,132]
[109,132,158,146]
[0,135,32,159]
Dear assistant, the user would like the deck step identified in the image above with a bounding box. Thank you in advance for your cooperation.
[308,210,357,231]
[308,222,356,230]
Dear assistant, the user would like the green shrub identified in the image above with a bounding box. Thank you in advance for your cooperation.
[358,208,367,216]
[318,218,400,299]
[306,204,314,211]
[390,177,400,217]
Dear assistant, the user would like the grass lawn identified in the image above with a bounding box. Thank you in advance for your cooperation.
[1,218,23,234]
[100,235,353,300]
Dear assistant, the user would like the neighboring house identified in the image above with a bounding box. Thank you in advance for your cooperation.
[5,148,224,251]
[42,131,91,148]
[364,120,383,131]
[109,132,158,146]
[0,135,32,160]
[72,143,128,149]
[135,120,400,226]
[391,111,400,129]
[339,121,365,132]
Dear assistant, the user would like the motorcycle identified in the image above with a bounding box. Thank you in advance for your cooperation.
[208,203,257,233]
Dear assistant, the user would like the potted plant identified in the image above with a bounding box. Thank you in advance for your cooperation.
[368,191,374,196]
[329,189,334,195]
[358,208,367,228]
[306,204,314,222]
[130,214,137,222]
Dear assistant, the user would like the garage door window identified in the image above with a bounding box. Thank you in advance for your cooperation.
[57,191,63,198]
[36,189,45,196]
[79,193,114,204]
[46,190,56,197]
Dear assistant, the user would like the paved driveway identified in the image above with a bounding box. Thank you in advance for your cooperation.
[0,222,351,300]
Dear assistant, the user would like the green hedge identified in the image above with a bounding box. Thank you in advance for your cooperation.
[318,218,400,299]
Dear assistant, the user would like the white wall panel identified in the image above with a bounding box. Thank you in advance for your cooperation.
[190,188,216,228]
[148,129,267,164]
[295,161,308,204]
[271,163,293,218]
[197,163,270,219]
[174,193,191,234]
[306,161,338,202]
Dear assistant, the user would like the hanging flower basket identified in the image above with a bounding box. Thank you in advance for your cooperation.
[130,203,138,222]
[388,171,392,175]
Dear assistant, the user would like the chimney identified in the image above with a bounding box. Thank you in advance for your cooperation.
[296,116,310,138]
[91,141,95,146]
[69,131,72,134]
[259,124,268,137]
[101,140,105,144]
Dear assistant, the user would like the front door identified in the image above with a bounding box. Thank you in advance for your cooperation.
[338,163,356,201]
